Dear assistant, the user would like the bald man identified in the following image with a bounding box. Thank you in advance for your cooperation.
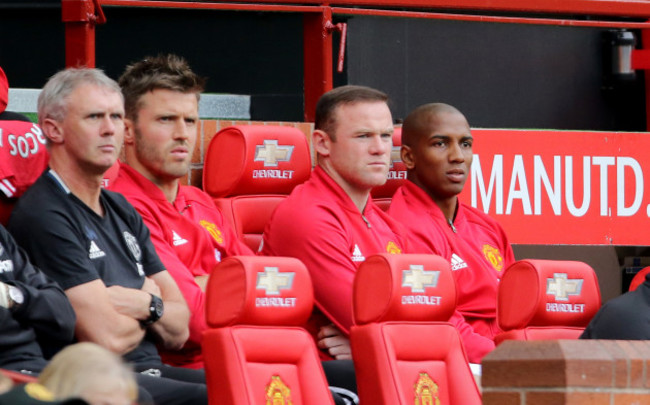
[388,103,514,362]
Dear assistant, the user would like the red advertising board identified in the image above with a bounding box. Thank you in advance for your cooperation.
[457,129,649,245]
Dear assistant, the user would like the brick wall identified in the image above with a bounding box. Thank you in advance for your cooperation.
[482,340,650,405]
[185,119,314,189]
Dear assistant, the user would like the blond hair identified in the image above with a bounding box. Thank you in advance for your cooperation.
[39,343,137,404]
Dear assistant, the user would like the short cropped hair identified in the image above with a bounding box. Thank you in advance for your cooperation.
[315,85,389,140]
[38,68,122,126]
[402,102,465,147]
[119,54,206,120]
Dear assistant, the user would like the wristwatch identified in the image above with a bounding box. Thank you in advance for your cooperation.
[7,285,24,309]
[141,294,164,327]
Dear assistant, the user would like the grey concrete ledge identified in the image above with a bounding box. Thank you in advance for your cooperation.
[7,88,250,120]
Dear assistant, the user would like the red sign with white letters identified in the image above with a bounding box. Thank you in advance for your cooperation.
[458,129,649,245]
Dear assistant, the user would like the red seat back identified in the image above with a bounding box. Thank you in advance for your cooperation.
[202,125,311,251]
[628,266,650,291]
[495,259,601,344]
[351,253,481,405]
[371,128,405,211]
[203,256,333,405]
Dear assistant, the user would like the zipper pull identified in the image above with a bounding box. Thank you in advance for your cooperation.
[362,215,371,229]
[448,219,457,233]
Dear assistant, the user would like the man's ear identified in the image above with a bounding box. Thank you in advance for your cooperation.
[42,118,64,144]
[312,129,332,158]
[123,118,135,145]
[401,144,416,170]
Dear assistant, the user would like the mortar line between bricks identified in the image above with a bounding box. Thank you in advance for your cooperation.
[486,387,650,394]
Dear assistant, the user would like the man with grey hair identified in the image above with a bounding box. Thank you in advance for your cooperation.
[9,67,207,404]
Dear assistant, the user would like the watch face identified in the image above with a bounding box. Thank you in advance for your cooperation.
[9,286,24,305]
[154,298,164,318]
[150,295,164,321]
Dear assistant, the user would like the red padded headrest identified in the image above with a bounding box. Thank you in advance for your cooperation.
[353,253,457,325]
[497,259,601,330]
[203,125,311,198]
[628,266,650,291]
[205,256,313,328]
[371,127,405,199]
[0,66,8,113]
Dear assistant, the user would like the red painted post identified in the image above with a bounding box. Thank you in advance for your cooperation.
[62,0,106,68]
[303,7,334,122]
[640,28,650,131]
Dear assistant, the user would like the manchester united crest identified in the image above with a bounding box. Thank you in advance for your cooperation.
[414,372,441,405]
[265,375,292,405]
[482,244,504,271]
[386,241,402,254]
[200,220,224,244]
[123,231,141,262]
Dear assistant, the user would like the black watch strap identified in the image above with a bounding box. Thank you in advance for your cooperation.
[141,294,164,327]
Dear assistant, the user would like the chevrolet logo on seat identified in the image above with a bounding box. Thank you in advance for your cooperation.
[256,267,295,295]
[402,265,439,293]
[546,273,583,301]
[254,140,294,167]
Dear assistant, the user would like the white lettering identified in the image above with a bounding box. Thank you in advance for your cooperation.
[0,260,14,273]
[401,295,442,306]
[252,170,294,179]
[255,297,297,308]
[506,155,532,215]
[387,170,407,180]
[565,156,591,217]
[472,154,646,219]
[8,135,17,156]
[31,124,46,145]
[546,302,585,313]
[17,136,29,158]
[534,155,562,215]
[617,157,643,217]
[3,127,44,158]
[592,156,615,216]
[471,154,504,214]
[25,133,38,155]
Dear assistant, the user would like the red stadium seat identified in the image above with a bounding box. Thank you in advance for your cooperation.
[351,253,481,405]
[371,127,405,211]
[202,255,334,405]
[495,259,601,344]
[203,125,311,251]
[628,266,650,291]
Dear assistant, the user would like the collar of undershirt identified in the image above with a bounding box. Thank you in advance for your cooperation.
[47,169,71,194]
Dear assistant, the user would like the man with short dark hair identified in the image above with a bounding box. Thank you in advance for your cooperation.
[111,54,253,369]
[262,85,408,359]
[112,56,353,405]
[9,67,207,404]
[260,85,408,403]
[388,103,515,362]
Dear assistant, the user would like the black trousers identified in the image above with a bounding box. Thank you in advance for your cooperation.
[134,363,207,405]
[322,359,358,405]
